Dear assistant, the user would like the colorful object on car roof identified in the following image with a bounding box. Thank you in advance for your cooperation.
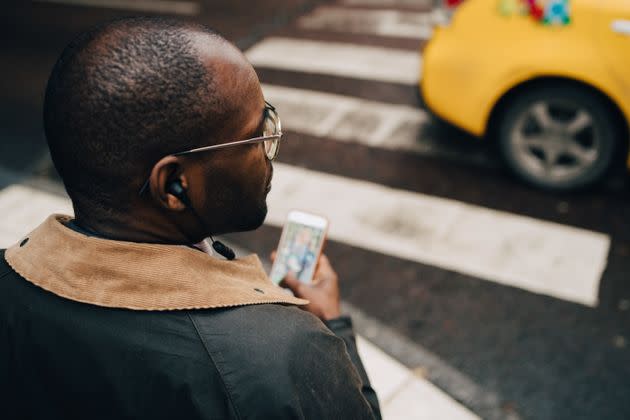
[445,0,465,7]
[543,0,571,25]
[498,0,571,25]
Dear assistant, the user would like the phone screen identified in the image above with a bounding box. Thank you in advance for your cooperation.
[270,211,327,285]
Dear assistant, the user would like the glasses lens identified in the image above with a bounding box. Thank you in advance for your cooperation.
[263,138,277,160]
[263,108,279,136]
[262,106,281,160]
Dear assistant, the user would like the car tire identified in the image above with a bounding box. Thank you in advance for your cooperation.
[497,84,621,191]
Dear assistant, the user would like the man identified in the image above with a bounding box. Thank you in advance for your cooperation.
[0,17,381,419]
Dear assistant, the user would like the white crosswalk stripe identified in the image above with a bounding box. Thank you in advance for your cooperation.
[33,0,200,15]
[341,0,434,7]
[261,84,490,163]
[0,184,72,248]
[357,337,479,420]
[298,6,434,39]
[267,163,609,307]
[262,84,430,148]
[246,38,421,84]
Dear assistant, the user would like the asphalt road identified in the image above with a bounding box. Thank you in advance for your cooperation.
[2,1,629,419]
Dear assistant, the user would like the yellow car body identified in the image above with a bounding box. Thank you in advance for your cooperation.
[422,0,630,171]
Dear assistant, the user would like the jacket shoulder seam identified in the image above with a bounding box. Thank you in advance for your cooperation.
[187,312,242,420]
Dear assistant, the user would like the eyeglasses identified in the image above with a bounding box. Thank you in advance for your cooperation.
[139,101,282,195]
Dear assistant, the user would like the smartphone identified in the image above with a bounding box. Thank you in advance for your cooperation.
[270,210,328,285]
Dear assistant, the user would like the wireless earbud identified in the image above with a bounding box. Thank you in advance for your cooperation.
[167,180,191,207]
[167,179,235,261]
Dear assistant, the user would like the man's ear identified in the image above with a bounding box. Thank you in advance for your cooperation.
[148,155,189,211]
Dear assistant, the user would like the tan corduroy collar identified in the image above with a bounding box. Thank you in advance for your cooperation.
[5,214,307,311]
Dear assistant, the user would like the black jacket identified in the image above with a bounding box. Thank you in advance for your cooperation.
[0,247,381,420]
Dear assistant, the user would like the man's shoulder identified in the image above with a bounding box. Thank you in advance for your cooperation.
[191,303,331,349]
[189,304,357,418]
[189,303,340,375]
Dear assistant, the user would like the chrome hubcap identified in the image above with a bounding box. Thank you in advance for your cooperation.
[511,101,599,183]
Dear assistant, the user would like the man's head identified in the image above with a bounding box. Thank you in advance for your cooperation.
[44,17,273,242]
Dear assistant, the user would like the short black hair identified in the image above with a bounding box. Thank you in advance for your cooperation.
[44,17,228,212]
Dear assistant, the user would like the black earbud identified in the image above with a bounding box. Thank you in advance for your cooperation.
[167,180,235,261]
[167,180,192,208]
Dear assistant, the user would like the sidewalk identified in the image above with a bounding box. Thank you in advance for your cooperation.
[0,181,479,420]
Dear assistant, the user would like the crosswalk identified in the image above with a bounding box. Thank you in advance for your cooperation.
[296,6,435,39]
[246,1,610,308]
[247,38,421,84]
[238,2,614,417]
[341,0,435,8]
[33,0,200,15]
[266,163,608,307]
[261,84,429,149]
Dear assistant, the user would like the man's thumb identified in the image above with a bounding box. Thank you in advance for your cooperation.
[281,273,303,296]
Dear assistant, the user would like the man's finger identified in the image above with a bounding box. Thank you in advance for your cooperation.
[313,253,328,273]
[270,250,277,262]
[316,255,335,278]
[318,254,331,270]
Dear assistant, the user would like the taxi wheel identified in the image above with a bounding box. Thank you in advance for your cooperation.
[498,85,620,191]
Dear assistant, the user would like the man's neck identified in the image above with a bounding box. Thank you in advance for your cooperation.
[73,211,192,245]
[66,219,104,238]
[67,219,211,256]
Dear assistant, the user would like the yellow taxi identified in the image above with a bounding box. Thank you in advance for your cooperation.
[421,0,630,190]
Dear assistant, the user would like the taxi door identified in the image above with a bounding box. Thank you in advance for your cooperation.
[594,0,630,96]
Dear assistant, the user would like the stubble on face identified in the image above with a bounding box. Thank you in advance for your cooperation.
[205,149,271,234]
[192,35,272,234]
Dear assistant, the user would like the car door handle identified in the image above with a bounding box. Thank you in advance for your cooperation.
[612,20,630,36]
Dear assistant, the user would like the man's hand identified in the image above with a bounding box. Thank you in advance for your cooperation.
[271,252,341,321]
